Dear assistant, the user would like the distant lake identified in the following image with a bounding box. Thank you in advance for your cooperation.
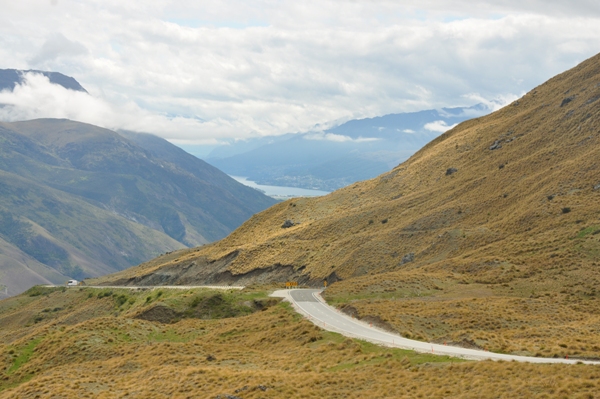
[231,176,330,199]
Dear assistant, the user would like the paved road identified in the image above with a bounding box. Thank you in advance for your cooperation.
[49,285,245,290]
[274,289,600,365]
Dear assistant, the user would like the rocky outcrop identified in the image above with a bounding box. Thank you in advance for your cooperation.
[281,219,295,228]
[105,250,328,287]
[400,253,415,265]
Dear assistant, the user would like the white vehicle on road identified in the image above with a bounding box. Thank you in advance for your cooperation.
[66,279,79,286]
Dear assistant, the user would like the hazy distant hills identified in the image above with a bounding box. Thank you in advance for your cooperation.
[0,119,276,298]
[0,68,87,92]
[206,105,489,191]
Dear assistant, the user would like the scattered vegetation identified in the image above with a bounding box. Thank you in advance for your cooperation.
[0,212,83,279]
[25,286,65,297]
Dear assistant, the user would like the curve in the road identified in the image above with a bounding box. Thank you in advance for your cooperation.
[272,289,600,365]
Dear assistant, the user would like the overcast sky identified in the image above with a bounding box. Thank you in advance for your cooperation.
[0,0,599,145]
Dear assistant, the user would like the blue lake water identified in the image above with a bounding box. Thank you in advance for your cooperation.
[231,176,330,199]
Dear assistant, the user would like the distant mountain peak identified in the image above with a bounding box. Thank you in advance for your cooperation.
[205,104,490,191]
[0,68,88,93]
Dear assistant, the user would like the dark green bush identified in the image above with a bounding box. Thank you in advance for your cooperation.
[190,295,202,308]
[114,294,129,307]
[97,290,113,299]
[25,286,61,297]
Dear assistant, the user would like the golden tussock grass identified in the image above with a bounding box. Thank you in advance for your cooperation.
[2,288,600,398]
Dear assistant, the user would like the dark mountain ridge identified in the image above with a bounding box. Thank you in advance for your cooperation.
[0,119,276,298]
[0,69,87,92]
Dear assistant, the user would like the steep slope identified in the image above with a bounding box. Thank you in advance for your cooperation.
[102,52,600,285]
[0,236,69,295]
[96,53,600,357]
[0,119,277,297]
[118,130,275,205]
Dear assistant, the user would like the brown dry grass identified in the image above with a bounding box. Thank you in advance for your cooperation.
[324,271,600,359]
[2,288,600,398]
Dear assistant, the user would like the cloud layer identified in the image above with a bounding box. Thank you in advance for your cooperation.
[304,132,379,143]
[424,120,459,133]
[0,73,227,144]
[1,1,599,142]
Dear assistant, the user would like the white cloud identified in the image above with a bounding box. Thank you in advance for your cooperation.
[0,73,235,144]
[30,33,88,65]
[304,132,379,143]
[424,120,458,133]
[0,1,599,142]
[461,93,521,112]
[402,129,416,134]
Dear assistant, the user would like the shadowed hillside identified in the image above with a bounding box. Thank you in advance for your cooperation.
[0,119,276,298]
[95,53,600,357]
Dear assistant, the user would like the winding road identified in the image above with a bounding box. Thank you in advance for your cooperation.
[57,285,245,290]
[272,288,600,365]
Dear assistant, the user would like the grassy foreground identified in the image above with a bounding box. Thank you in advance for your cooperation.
[1,287,600,398]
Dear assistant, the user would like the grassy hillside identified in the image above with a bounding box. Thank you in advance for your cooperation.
[96,53,600,357]
[0,119,276,298]
[1,287,600,398]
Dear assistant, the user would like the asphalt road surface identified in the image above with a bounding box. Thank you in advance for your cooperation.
[278,289,600,365]
[54,285,245,290]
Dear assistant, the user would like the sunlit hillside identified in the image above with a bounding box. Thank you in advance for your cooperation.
[93,52,600,358]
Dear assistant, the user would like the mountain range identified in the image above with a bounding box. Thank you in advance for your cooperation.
[1,51,600,399]
[204,104,490,191]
